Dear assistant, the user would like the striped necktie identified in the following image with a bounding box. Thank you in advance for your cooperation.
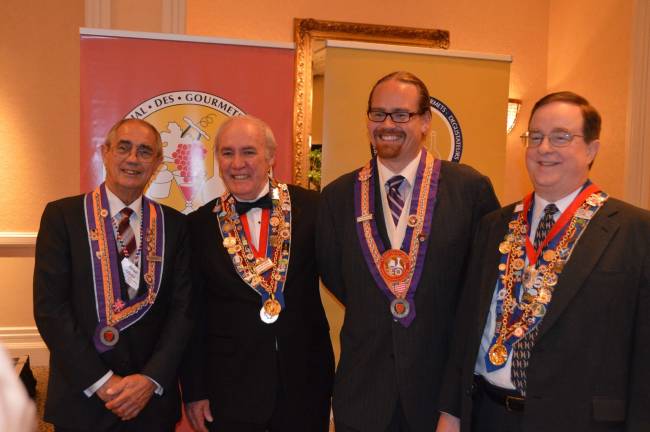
[386,175,405,226]
[116,207,136,260]
[511,203,558,395]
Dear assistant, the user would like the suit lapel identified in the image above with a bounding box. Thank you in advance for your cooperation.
[537,201,620,339]
[373,171,391,248]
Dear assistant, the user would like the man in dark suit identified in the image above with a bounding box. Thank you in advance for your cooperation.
[437,91,650,432]
[181,115,334,432]
[316,71,499,432]
[34,118,193,431]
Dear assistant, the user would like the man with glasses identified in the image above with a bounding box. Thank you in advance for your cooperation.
[34,118,193,431]
[436,91,650,431]
[317,71,499,431]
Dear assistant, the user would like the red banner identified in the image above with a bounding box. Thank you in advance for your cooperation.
[81,30,295,213]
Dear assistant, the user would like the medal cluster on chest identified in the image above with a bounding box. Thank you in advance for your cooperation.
[216,183,292,324]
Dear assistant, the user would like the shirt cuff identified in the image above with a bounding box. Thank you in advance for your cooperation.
[144,375,164,396]
[84,370,113,397]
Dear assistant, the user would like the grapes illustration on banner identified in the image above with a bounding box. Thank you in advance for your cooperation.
[125,91,245,214]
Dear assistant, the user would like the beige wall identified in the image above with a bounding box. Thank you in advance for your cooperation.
[0,0,640,361]
[0,0,84,340]
[188,0,553,202]
[547,0,634,200]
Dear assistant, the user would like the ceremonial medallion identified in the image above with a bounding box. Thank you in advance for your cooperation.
[407,214,418,227]
[223,236,236,248]
[498,241,511,254]
[259,306,279,324]
[390,298,410,319]
[99,326,119,347]
[542,249,557,262]
[379,249,411,283]
[488,343,508,366]
[263,298,282,316]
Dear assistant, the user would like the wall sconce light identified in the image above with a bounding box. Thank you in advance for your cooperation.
[507,98,522,134]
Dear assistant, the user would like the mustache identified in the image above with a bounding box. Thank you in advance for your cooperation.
[373,128,405,138]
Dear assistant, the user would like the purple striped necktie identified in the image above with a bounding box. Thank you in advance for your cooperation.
[386,175,405,226]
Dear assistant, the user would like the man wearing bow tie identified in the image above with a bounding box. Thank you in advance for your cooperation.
[34,119,193,431]
[181,115,334,432]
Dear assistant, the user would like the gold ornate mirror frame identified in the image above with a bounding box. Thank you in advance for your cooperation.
[292,18,450,186]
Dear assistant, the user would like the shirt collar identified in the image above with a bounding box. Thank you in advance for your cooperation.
[105,185,142,219]
[232,182,270,203]
[377,151,422,190]
[533,185,582,219]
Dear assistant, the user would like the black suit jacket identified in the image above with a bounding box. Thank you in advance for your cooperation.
[180,185,334,429]
[439,197,650,431]
[317,160,499,431]
[33,194,193,430]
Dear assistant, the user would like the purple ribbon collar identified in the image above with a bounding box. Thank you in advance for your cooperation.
[354,150,441,327]
[84,184,165,353]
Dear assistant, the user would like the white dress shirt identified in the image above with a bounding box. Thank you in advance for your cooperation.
[474,186,582,389]
[234,183,271,252]
[377,153,422,249]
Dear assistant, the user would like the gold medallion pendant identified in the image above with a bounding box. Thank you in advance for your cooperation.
[488,343,508,366]
[260,298,282,324]
[379,249,411,283]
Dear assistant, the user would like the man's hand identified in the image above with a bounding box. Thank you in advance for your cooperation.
[104,374,156,421]
[436,412,460,432]
[185,399,213,432]
[96,374,123,403]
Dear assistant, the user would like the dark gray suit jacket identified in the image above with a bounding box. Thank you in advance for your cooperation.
[439,197,650,431]
[34,194,193,430]
[317,160,499,432]
[180,185,334,430]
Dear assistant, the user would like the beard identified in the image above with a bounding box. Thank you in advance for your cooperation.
[372,127,405,159]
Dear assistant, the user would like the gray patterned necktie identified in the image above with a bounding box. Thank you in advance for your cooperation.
[511,203,558,395]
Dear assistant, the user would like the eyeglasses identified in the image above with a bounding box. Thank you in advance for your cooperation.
[111,141,157,162]
[521,130,584,148]
[367,111,421,123]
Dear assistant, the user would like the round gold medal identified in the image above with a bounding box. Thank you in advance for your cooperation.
[407,215,418,228]
[223,236,236,248]
[542,249,557,262]
[263,298,282,316]
[498,241,511,254]
[512,258,525,271]
[488,343,508,366]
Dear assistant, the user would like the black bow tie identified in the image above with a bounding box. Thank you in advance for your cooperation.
[235,194,273,215]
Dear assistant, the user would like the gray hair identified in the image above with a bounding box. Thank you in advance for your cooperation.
[214,115,277,161]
